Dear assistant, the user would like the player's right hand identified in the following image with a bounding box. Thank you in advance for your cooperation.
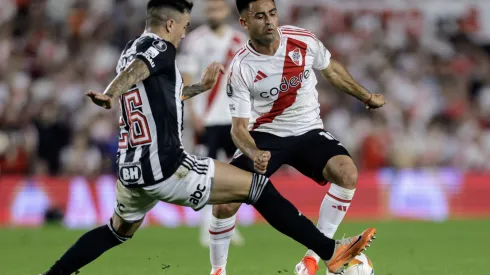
[365,94,386,110]
[253,150,271,174]
[86,91,113,109]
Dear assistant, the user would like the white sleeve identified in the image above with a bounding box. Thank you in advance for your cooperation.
[313,39,332,70]
[227,65,251,118]
[176,40,199,76]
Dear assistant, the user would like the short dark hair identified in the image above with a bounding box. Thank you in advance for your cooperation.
[147,0,194,13]
[236,0,274,14]
[146,0,193,27]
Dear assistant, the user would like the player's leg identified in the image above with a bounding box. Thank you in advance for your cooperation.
[214,125,246,247]
[198,126,222,247]
[288,129,358,274]
[198,126,243,248]
[42,181,157,275]
[209,140,285,275]
[209,159,375,274]
[208,154,250,275]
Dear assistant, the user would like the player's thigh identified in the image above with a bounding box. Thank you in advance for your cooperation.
[211,150,286,215]
[208,159,254,204]
[288,129,352,185]
[210,150,255,217]
[212,132,288,215]
[144,154,215,212]
[114,180,157,234]
[144,155,254,208]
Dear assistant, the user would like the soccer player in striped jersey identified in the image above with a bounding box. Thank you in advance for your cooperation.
[40,1,375,275]
[209,1,386,275]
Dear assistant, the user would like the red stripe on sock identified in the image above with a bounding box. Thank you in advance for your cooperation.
[327,191,352,203]
[209,225,235,235]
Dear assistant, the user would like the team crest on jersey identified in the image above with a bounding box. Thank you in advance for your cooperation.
[153,40,167,52]
[288,47,303,66]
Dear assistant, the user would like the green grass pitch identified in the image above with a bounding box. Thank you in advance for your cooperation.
[1,220,488,275]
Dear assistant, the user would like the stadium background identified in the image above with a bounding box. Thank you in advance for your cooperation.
[1,1,490,274]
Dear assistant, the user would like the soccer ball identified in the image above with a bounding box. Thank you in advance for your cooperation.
[341,253,374,275]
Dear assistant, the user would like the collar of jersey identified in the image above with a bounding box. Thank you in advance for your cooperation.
[140,31,176,51]
[142,31,162,40]
[246,28,284,57]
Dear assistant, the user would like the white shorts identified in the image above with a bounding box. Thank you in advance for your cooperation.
[115,154,215,222]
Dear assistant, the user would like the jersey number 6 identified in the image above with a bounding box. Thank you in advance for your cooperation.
[119,88,152,148]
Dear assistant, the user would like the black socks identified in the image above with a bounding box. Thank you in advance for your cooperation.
[249,174,336,260]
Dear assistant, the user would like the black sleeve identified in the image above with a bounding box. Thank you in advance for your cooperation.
[134,37,176,76]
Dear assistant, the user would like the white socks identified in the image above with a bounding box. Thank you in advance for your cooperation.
[305,183,355,262]
[209,215,236,273]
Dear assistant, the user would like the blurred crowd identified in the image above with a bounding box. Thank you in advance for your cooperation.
[291,5,490,171]
[0,0,489,176]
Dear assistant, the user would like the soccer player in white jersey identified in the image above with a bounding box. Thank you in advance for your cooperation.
[208,1,386,275]
[177,0,247,247]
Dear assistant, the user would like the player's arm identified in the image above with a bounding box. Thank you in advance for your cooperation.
[321,60,369,103]
[88,37,176,109]
[227,63,270,173]
[322,60,385,109]
[181,62,225,101]
[231,117,260,158]
[231,117,269,174]
[86,59,150,109]
[313,38,386,109]
[105,59,150,99]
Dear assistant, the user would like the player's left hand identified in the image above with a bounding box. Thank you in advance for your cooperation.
[86,91,113,109]
[365,94,386,110]
[199,62,225,91]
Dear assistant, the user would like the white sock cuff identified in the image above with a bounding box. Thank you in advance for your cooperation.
[210,215,236,240]
[327,183,355,202]
[210,215,236,229]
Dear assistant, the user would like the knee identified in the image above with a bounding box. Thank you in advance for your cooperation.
[337,167,358,189]
[324,163,358,190]
[212,203,240,219]
[111,214,141,238]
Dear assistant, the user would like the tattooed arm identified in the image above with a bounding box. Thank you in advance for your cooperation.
[181,62,225,101]
[181,83,208,100]
[86,59,150,109]
[104,59,150,99]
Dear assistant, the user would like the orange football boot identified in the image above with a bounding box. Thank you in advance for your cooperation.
[326,228,376,274]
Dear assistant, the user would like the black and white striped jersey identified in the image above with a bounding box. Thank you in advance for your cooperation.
[116,32,185,187]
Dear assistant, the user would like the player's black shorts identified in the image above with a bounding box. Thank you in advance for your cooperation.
[198,125,236,159]
[230,129,350,184]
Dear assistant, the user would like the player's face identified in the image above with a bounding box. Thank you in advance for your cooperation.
[171,12,191,48]
[205,0,230,30]
[240,0,278,44]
